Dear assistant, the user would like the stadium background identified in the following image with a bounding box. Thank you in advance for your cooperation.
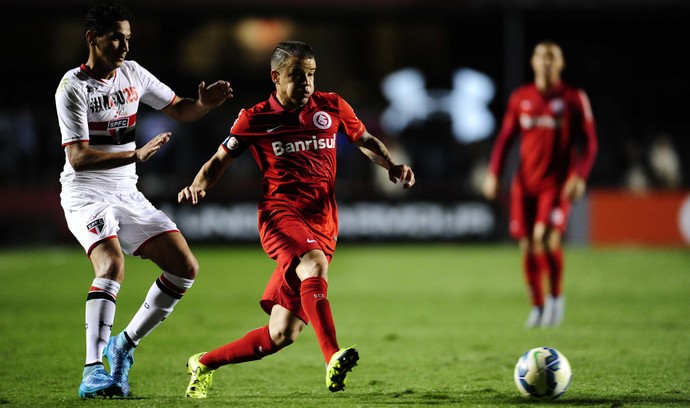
[2,0,689,247]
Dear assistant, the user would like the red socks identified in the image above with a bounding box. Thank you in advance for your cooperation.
[300,277,339,362]
[199,277,341,369]
[523,249,564,306]
[200,326,279,369]
[547,248,564,297]
[523,253,545,306]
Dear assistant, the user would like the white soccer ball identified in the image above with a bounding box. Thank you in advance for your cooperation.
[513,347,572,400]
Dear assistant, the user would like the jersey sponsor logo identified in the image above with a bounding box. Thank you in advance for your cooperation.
[272,134,336,157]
[89,86,139,113]
[87,218,105,235]
[313,111,332,130]
[519,113,558,130]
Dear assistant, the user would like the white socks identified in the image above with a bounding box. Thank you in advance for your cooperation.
[85,278,120,365]
[123,271,194,344]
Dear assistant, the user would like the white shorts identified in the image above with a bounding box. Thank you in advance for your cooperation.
[61,185,178,256]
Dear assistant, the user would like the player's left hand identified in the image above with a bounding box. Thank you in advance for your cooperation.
[562,174,586,202]
[198,80,233,108]
[389,164,415,189]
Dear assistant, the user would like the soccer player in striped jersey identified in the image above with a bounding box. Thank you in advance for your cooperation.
[55,3,233,398]
[483,41,598,328]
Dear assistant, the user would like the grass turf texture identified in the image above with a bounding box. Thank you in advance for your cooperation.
[0,244,688,407]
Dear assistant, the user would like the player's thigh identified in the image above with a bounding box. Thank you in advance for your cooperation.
[296,249,329,281]
[259,209,327,262]
[61,187,121,255]
[535,188,570,241]
[137,231,198,279]
[509,183,535,239]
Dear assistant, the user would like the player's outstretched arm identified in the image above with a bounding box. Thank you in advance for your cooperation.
[66,132,171,172]
[355,131,415,189]
[163,80,233,122]
[178,145,235,205]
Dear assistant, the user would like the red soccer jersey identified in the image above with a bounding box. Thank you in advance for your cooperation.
[222,91,366,240]
[488,82,598,193]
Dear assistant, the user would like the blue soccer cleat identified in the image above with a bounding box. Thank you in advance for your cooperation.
[104,332,134,396]
[78,365,123,398]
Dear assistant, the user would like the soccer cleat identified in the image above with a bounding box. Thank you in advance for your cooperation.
[540,296,554,327]
[525,306,543,328]
[104,332,134,396]
[186,352,214,398]
[78,365,123,398]
[326,347,359,392]
[542,295,565,327]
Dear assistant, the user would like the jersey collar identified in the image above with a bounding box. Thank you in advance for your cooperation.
[268,92,315,113]
[80,63,118,83]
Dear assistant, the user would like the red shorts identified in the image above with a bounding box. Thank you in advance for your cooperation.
[509,180,571,239]
[257,208,336,323]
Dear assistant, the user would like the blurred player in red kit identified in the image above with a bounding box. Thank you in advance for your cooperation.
[178,40,415,397]
[483,41,598,328]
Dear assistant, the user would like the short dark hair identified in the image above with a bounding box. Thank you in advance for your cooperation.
[84,3,132,35]
[270,41,315,71]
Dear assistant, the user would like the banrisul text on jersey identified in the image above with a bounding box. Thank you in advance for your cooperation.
[272,134,336,157]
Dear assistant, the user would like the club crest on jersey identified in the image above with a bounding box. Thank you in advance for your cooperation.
[313,111,332,130]
[87,218,105,235]
[549,98,565,114]
[107,118,130,144]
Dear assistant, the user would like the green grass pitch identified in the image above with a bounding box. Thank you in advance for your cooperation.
[1,243,688,407]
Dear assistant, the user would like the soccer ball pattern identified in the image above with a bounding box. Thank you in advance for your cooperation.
[514,347,572,399]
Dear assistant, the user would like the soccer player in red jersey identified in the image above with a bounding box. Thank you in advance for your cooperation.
[178,40,415,397]
[483,41,598,328]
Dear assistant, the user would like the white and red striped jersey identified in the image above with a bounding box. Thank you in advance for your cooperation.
[56,60,175,188]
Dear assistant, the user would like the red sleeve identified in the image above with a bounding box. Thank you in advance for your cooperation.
[487,91,520,177]
[337,95,366,142]
[573,89,598,179]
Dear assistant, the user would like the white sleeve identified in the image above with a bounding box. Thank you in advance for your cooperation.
[55,76,89,146]
[129,61,176,110]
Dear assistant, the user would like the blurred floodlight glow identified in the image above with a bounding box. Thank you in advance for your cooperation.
[235,18,293,56]
[381,67,495,143]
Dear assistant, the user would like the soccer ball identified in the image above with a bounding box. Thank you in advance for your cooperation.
[513,347,572,400]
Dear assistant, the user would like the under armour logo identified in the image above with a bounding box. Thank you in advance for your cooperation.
[380,67,495,143]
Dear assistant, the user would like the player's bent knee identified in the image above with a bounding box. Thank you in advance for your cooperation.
[269,325,302,347]
[168,255,199,279]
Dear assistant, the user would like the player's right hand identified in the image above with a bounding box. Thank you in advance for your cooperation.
[178,185,206,205]
[135,132,171,162]
[482,173,499,201]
